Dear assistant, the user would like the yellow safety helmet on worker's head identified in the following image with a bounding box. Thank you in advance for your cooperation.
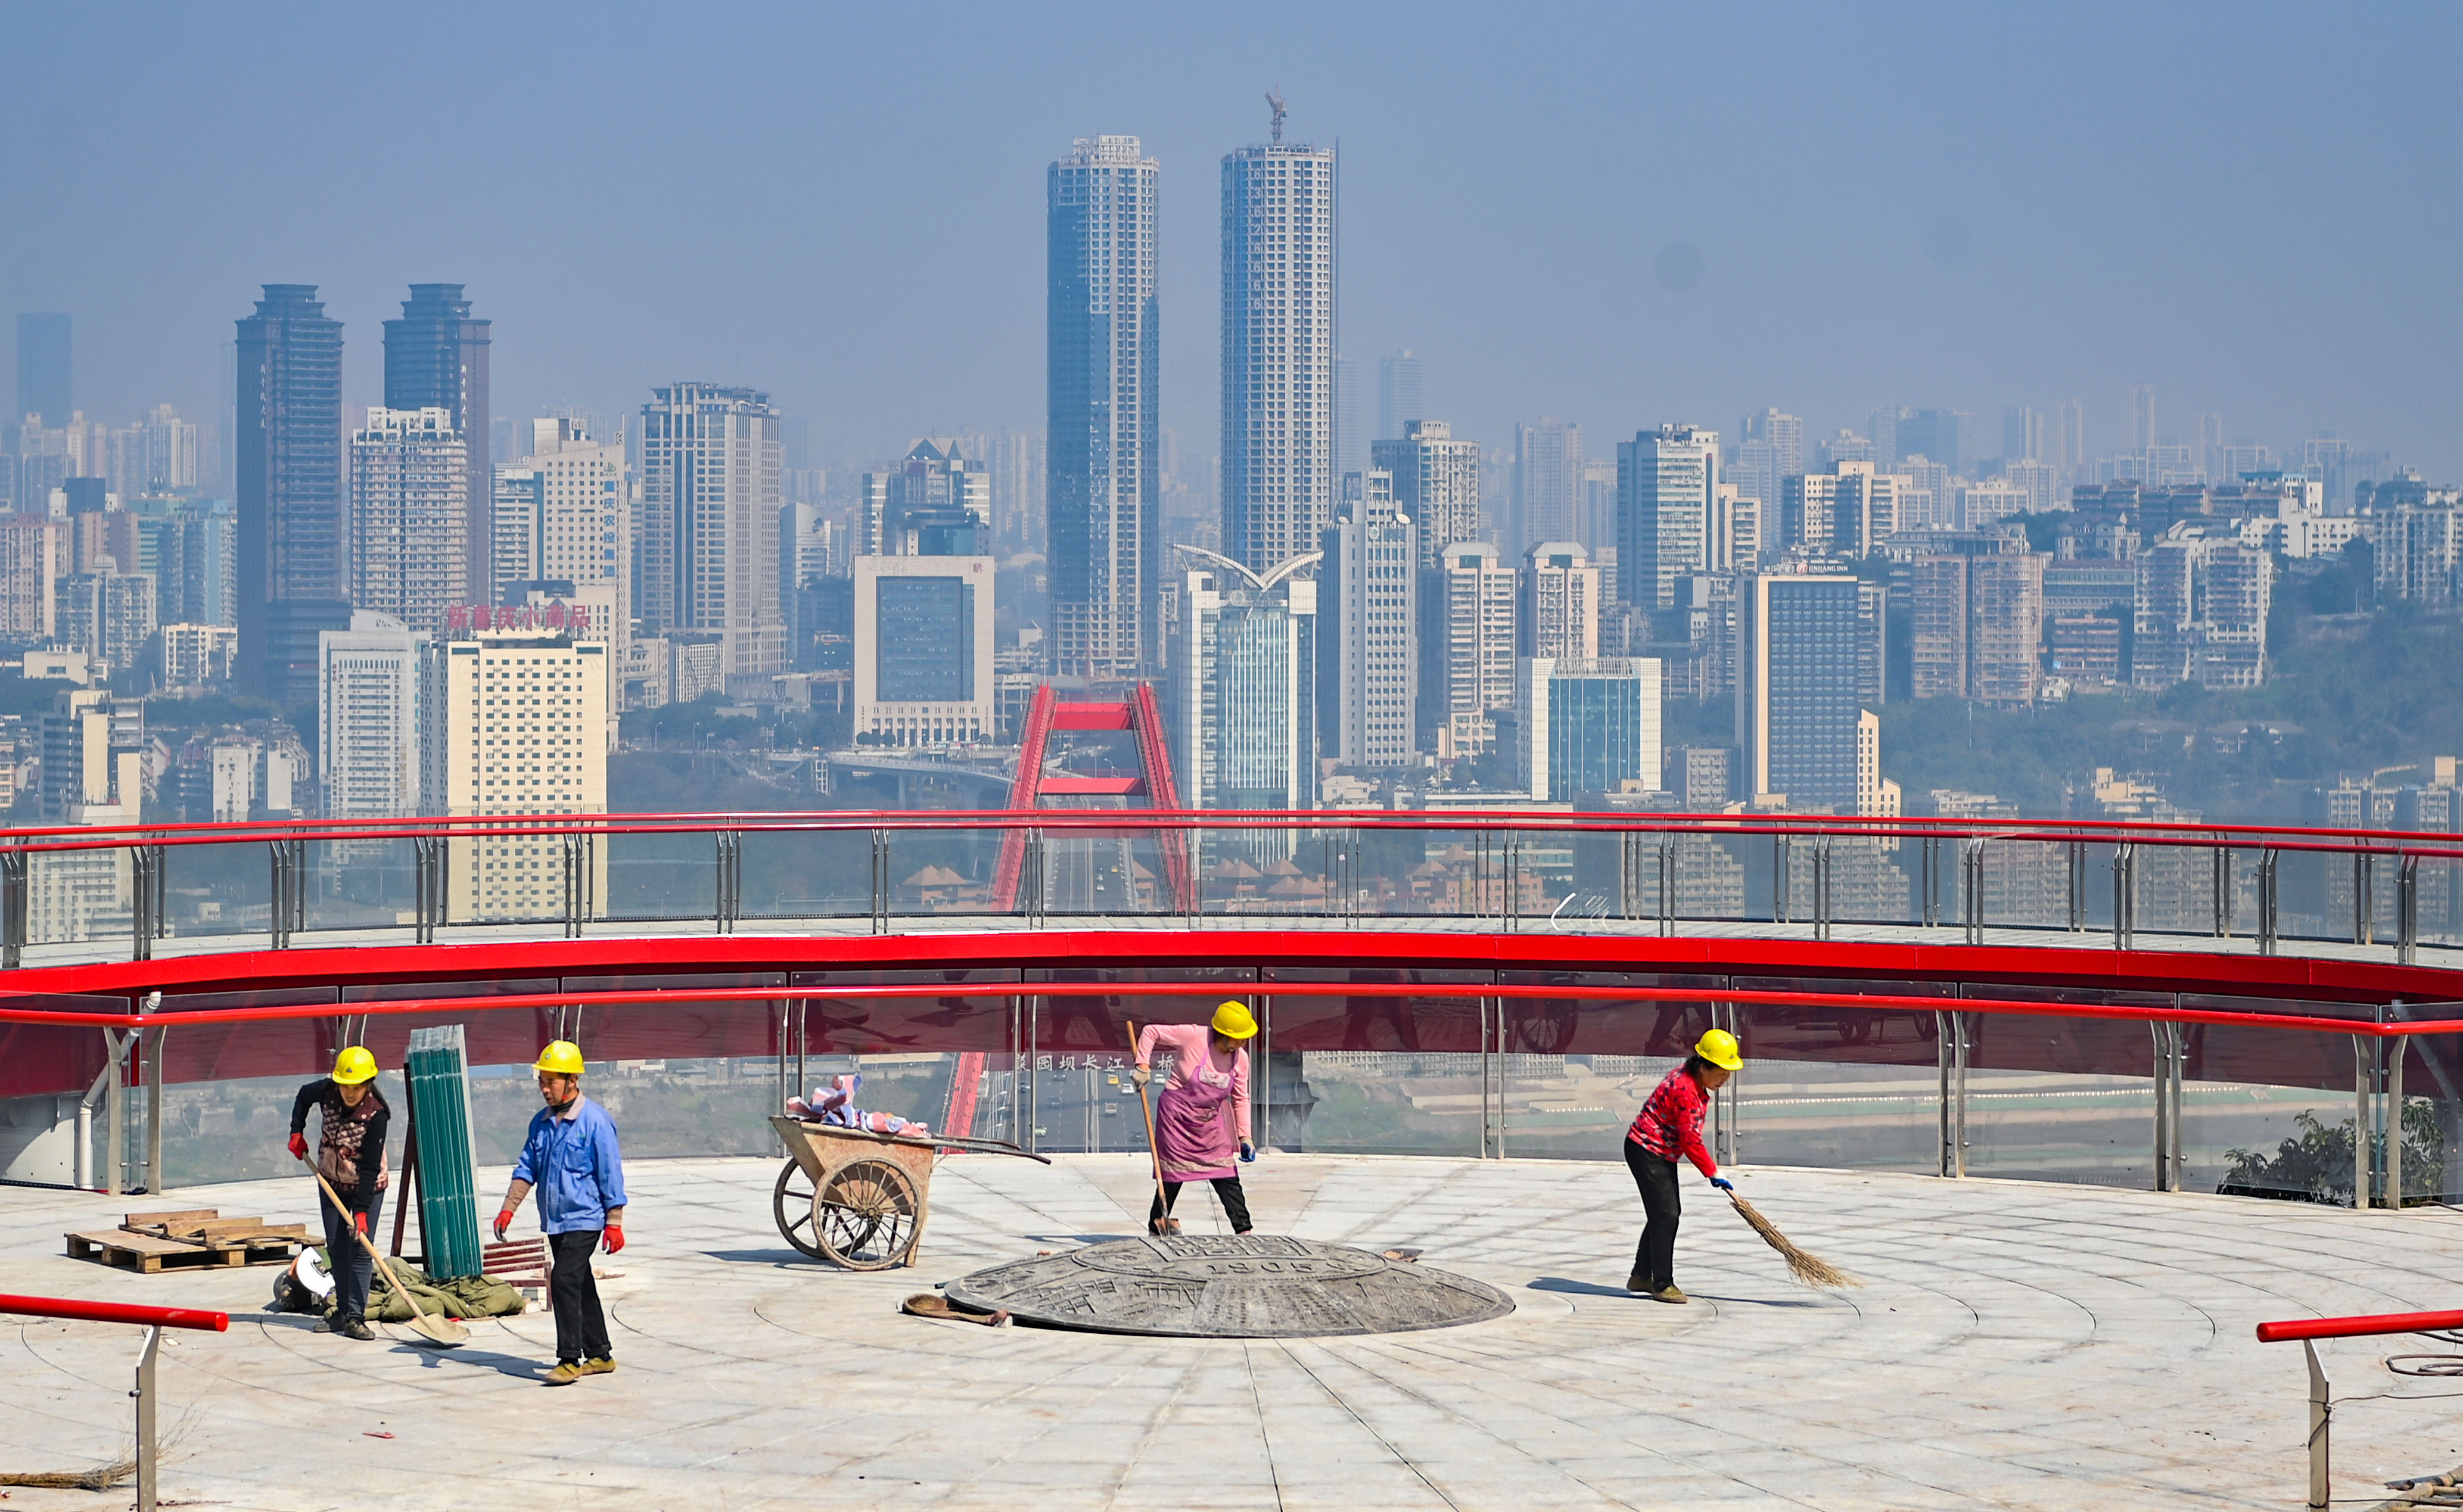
[1210,1000,1260,1040]
[1694,1028,1743,1072]
[533,1041,587,1077]
[331,1046,379,1085]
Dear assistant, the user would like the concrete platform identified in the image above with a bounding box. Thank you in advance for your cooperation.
[2,1153,2460,1510]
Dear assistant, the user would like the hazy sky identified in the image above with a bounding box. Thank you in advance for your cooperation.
[5,1,2458,480]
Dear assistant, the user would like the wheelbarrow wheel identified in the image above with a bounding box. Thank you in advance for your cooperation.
[813,1158,919,1270]
[773,1158,828,1260]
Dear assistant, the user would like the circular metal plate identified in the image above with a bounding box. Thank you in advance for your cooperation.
[944,1234,1514,1338]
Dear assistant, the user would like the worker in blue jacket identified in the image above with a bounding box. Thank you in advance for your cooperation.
[493,1041,627,1386]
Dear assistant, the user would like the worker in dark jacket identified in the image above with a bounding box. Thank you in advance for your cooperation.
[288,1046,391,1340]
[494,1041,627,1386]
[1624,1028,1741,1304]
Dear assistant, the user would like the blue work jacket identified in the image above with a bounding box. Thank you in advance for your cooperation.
[512,1096,627,1235]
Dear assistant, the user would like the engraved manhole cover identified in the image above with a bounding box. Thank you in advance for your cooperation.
[944,1234,1515,1337]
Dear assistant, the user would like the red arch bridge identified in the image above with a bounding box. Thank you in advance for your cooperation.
[1,805,2460,1205]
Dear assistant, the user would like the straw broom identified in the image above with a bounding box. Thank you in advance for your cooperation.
[1725,1190,1859,1288]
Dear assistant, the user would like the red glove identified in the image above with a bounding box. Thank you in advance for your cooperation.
[352,1211,368,1237]
[602,1224,625,1255]
[493,1209,514,1243]
[287,1133,307,1161]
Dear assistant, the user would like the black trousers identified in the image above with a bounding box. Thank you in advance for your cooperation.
[318,1185,381,1323]
[1150,1177,1252,1234]
[549,1229,612,1364]
[1626,1141,1681,1290]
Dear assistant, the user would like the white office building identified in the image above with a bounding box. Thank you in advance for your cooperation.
[1221,125,1336,575]
[637,384,786,677]
[1322,469,1417,769]
[319,612,421,847]
[1170,560,1317,813]
[853,553,997,747]
[1419,539,1518,758]
[1515,657,1663,802]
[493,418,629,657]
[1520,541,1600,661]
[419,626,611,920]
[349,406,469,640]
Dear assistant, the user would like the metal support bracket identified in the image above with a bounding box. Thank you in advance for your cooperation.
[2259,847,2281,955]
[1962,838,1984,945]
[716,829,742,934]
[2303,1338,2330,1511]
[268,838,304,949]
[131,844,165,962]
[2113,842,2137,951]
[133,1323,162,1512]
[1936,1009,1968,1177]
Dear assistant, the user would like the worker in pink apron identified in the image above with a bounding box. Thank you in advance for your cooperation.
[1133,1001,1258,1235]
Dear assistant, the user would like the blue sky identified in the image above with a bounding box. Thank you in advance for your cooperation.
[4,1,2457,479]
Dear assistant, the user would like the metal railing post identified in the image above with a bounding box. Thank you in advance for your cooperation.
[1922,835,1940,926]
[1936,1009,1969,1177]
[1657,833,1675,937]
[1955,1012,1968,1177]
[134,1323,161,1512]
[2355,849,2374,947]
[105,1028,127,1196]
[2113,842,2136,951]
[1,842,23,967]
[2356,1035,2374,1209]
[1774,835,1791,923]
[1963,839,1983,945]
[2153,1021,2170,1191]
[2067,840,2085,931]
[2214,847,2231,938]
[2303,1339,2331,1511]
[2389,1022,2405,1208]
[716,829,743,934]
[1811,836,1832,941]
[2259,847,2280,955]
[2398,856,2419,965]
[1618,831,1637,922]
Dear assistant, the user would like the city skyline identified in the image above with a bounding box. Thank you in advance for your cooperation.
[4,5,2455,482]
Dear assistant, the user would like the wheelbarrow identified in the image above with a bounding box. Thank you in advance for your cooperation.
[767,1116,1050,1271]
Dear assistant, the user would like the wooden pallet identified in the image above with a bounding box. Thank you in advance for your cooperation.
[66,1228,299,1273]
[67,1207,307,1273]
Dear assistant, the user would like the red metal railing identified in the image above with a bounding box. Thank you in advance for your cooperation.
[2256,1309,2463,1343]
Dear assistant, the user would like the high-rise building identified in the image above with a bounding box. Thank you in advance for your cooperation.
[161,623,238,688]
[1333,356,1367,479]
[853,552,996,747]
[2134,527,2271,690]
[863,438,991,557]
[1375,420,1481,569]
[2004,406,2044,463]
[349,406,469,639]
[55,563,154,675]
[319,611,422,831]
[1733,409,1803,530]
[1519,541,1600,661]
[1739,573,1866,811]
[637,383,785,676]
[492,417,628,671]
[985,429,1042,555]
[14,315,71,429]
[1905,534,2047,706]
[1516,657,1663,801]
[0,516,63,640]
[1712,483,1758,573]
[1617,424,1719,609]
[2002,459,2063,517]
[1894,409,1972,475]
[1855,710,1900,820]
[1513,418,1582,555]
[1780,461,1902,558]
[1376,351,1425,443]
[1222,126,1336,574]
[235,284,347,710]
[1810,430,1868,472]
[1048,135,1161,680]
[1168,560,1317,811]
[2129,386,2157,453]
[1321,469,1417,768]
[1419,539,1517,757]
[382,285,492,605]
[419,624,610,918]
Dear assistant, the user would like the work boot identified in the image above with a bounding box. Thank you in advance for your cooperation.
[542,1361,584,1386]
[312,1315,334,1334]
[339,1318,375,1340]
[1625,1271,1649,1293]
[1649,1285,1689,1305]
[581,1357,617,1376]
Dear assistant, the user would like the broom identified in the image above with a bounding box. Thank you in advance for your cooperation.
[1725,1190,1859,1288]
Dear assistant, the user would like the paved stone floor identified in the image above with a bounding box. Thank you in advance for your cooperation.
[3,1154,2462,1510]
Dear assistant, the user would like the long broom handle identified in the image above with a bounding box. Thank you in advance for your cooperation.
[1127,1021,1171,1227]
[312,1164,446,1330]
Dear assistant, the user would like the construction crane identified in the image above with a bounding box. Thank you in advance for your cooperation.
[1267,89,1286,146]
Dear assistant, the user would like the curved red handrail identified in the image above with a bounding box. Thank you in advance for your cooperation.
[0,1293,229,1331]
[2256,1309,2463,1343]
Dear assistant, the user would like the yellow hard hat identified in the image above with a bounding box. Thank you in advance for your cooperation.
[1210,1000,1259,1040]
[332,1046,378,1085]
[533,1040,586,1077]
[1695,1028,1743,1071]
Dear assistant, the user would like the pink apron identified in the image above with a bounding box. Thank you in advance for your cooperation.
[1155,1062,1240,1181]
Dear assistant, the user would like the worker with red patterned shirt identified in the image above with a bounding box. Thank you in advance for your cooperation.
[1624,1028,1742,1303]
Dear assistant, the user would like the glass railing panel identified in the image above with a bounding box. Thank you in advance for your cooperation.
[159,835,270,945]
[794,967,1026,1146]
[1264,965,1485,1157]
[1494,971,1725,1158]
[739,823,874,921]
[302,835,417,941]
[1955,1012,2159,1187]
[601,826,719,924]
[25,833,135,957]
[2272,843,2340,943]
